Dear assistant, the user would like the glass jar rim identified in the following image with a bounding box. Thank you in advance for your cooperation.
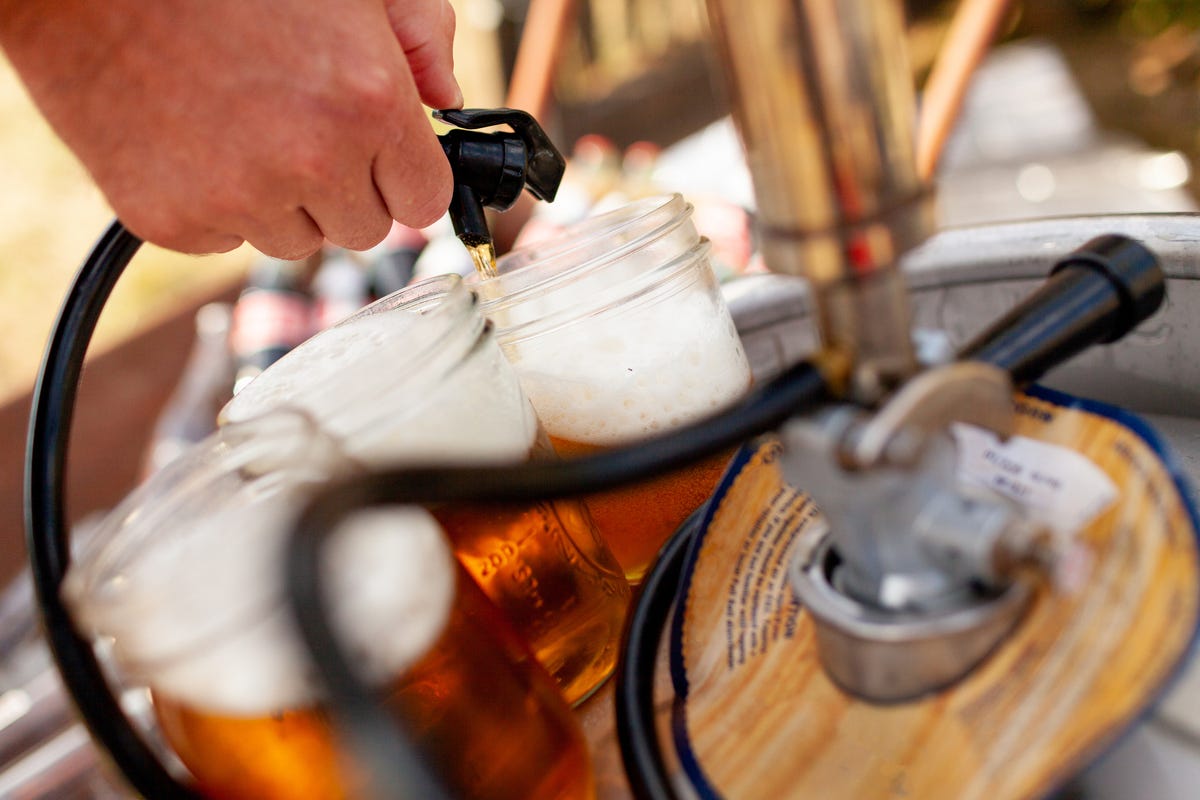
[219,273,484,432]
[63,410,348,662]
[486,237,714,347]
[323,272,479,380]
[470,193,693,309]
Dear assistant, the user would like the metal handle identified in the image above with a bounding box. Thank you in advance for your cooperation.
[959,234,1166,384]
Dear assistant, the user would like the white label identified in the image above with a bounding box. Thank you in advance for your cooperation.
[952,423,1118,538]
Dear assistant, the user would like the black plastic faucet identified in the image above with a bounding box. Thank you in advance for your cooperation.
[434,108,566,248]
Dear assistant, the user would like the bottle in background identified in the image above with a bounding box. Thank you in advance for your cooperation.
[368,222,428,299]
[144,303,235,475]
[311,249,370,331]
[229,257,313,395]
[618,140,662,200]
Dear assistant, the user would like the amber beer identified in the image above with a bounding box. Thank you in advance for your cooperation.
[432,489,626,703]
[65,451,596,800]
[219,275,630,703]
[526,332,751,582]
[548,437,739,576]
[153,565,592,800]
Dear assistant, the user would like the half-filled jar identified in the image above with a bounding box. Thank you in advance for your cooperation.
[64,412,594,799]
[220,274,629,703]
[473,194,753,581]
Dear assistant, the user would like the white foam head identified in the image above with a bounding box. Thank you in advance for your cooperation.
[222,291,539,466]
[509,286,751,446]
[222,310,422,430]
[69,476,455,716]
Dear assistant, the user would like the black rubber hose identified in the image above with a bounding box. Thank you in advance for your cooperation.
[26,220,476,800]
[959,234,1165,382]
[24,222,203,799]
[615,510,700,800]
[285,361,831,800]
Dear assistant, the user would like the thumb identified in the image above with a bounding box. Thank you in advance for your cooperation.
[385,0,462,109]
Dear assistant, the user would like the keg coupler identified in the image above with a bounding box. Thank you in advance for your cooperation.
[783,235,1166,702]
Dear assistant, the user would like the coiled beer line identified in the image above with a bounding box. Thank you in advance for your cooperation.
[24,222,459,799]
[23,223,199,799]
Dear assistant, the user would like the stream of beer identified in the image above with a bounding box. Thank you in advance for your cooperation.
[467,241,499,279]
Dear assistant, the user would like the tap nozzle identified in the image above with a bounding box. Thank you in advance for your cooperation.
[434,108,566,248]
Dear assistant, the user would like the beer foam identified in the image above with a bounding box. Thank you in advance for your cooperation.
[508,292,751,446]
[74,488,455,717]
[221,310,425,431]
[222,308,539,466]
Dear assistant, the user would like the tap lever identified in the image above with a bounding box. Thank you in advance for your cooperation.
[434,107,565,250]
[435,108,565,203]
[959,235,1165,384]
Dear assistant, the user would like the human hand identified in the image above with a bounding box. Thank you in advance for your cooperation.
[0,0,460,258]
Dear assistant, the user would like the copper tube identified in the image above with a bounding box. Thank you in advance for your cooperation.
[916,0,1014,181]
[706,0,935,398]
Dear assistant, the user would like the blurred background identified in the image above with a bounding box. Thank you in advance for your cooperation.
[0,1,1197,795]
[1,0,1197,403]
[0,0,1198,580]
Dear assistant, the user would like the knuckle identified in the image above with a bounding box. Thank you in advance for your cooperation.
[284,139,340,186]
[338,64,401,120]
[398,187,450,229]
[252,231,323,262]
[326,212,392,252]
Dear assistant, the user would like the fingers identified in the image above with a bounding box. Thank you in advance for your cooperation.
[119,180,323,259]
[114,200,246,256]
[384,0,462,109]
[301,168,395,253]
[121,224,246,257]
[373,138,454,231]
[237,208,326,261]
[371,60,455,229]
[55,0,456,257]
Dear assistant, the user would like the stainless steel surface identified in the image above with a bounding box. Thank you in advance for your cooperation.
[0,725,125,800]
[705,0,935,395]
[780,401,1035,612]
[728,214,1200,420]
[843,361,1014,469]
[0,670,75,767]
[790,531,1032,703]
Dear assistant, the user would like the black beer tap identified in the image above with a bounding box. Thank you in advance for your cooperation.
[435,108,566,251]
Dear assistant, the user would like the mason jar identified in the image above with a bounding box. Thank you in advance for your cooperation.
[64,412,593,800]
[220,274,629,704]
[472,194,753,581]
